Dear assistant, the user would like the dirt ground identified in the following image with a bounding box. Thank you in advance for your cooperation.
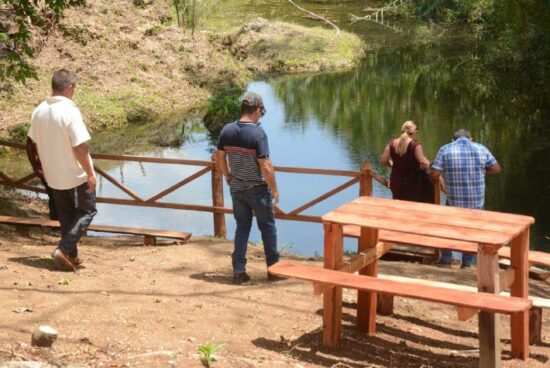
[0,192,548,368]
[0,225,548,368]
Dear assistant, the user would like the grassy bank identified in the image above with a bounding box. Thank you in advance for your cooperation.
[0,0,365,150]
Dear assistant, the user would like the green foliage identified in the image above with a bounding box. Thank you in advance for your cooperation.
[0,0,86,85]
[202,89,242,136]
[8,122,30,143]
[197,342,225,367]
[173,0,219,35]
[58,24,90,45]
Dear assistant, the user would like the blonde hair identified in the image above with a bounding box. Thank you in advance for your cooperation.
[396,120,417,156]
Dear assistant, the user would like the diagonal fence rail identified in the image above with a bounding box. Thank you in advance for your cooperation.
[0,139,438,239]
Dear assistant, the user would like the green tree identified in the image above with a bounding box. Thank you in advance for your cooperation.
[0,0,85,85]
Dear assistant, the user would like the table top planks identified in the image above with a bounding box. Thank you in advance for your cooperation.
[322,197,534,247]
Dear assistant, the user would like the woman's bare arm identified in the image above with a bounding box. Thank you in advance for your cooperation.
[380,144,392,167]
[414,144,430,170]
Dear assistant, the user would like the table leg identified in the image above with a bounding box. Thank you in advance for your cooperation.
[357,226,379,334]
[478,245,501,368]
[510,228,530,360]
[323,222,344,347]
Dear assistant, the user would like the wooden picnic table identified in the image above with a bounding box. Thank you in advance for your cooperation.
[321,196,535,367]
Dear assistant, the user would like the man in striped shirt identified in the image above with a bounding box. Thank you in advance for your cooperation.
[213,92,280,284]
[431,129,501,268]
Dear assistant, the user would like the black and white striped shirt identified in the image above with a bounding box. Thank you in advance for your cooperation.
[217,121,270,192]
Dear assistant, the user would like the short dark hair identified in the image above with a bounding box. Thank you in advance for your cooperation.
[241,104,262,115]
[52,69,77,92]
[453,129,471,140]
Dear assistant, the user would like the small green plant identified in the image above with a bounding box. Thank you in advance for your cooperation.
[280,242,293,254]
[197,342,225,367]
[8,122,30,143]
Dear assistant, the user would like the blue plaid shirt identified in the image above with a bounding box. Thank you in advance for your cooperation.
[431,138,498,209]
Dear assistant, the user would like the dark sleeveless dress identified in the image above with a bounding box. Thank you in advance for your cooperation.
[389,139,433,202]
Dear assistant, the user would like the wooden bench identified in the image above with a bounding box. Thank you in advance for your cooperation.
[378,273,550,345]
[268,261,532,363]
[343,224,549,345]
[0,215,191,246]
[343,225,550,269]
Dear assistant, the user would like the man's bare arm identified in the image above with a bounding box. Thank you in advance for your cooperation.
[258,158,279,205]
[430,169,448,194]
[213,150,230,183]
[486,163,501,175]
[72,143,96,193]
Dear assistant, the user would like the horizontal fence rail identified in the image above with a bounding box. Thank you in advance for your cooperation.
[0,139,421,239]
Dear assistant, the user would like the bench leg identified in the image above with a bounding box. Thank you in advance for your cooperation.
[510,229,529,360]
[144,236,156,247]
[357,227,378,334]
[529,307,542,346]
[323,223,344,347]
[478,246,501,368]
[377,294,394,316]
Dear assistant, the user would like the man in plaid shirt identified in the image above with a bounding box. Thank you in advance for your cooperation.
[431,129,501,268]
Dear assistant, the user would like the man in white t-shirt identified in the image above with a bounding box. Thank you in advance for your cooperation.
[27,69,97,270]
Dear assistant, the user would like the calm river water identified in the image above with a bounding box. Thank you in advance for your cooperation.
[92,2,549,255]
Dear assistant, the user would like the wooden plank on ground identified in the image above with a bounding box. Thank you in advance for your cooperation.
[0,216,191,241]
[499,246,550,268]
[268,261,531,314]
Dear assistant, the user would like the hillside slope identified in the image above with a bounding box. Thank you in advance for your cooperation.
[0,0,364,145]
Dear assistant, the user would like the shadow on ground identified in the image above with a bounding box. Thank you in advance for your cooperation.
[254,310,550,367]
[8,256,81,272]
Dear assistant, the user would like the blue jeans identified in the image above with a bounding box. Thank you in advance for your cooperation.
[231,184,279,273]
[440,250,477,266]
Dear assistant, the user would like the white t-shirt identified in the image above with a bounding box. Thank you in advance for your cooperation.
[28,96,92,190]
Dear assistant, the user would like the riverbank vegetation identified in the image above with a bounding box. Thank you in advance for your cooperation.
[0,0,364,147]
[414,0,549,123]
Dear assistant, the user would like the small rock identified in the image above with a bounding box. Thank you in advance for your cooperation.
[31,325,58,347]
[13,307,33,313]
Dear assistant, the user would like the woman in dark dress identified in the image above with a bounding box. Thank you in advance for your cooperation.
[380,120,434,202]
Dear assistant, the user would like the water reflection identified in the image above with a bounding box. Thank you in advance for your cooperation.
[273,46,549,252]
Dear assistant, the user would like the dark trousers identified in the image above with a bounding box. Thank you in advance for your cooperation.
[39,177,58,220]
[51,182,97,259]
[231,184,279,273]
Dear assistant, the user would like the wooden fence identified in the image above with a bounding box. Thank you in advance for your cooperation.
[0,139,440,239]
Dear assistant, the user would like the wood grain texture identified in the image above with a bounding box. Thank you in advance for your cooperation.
[0,216,192,241]
[268,261,531,314]
[357,226,379,334]
[327,210,510,246]
[477,247,501,368]
[322,223,344,347]
[510,229,530,360]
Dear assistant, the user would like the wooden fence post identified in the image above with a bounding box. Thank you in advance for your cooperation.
[433,177,441,205]
[433,176,442,261]
[211,161,226,238]
[360,161,373,197]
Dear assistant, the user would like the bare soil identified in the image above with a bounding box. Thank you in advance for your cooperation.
[0,196,549,368]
